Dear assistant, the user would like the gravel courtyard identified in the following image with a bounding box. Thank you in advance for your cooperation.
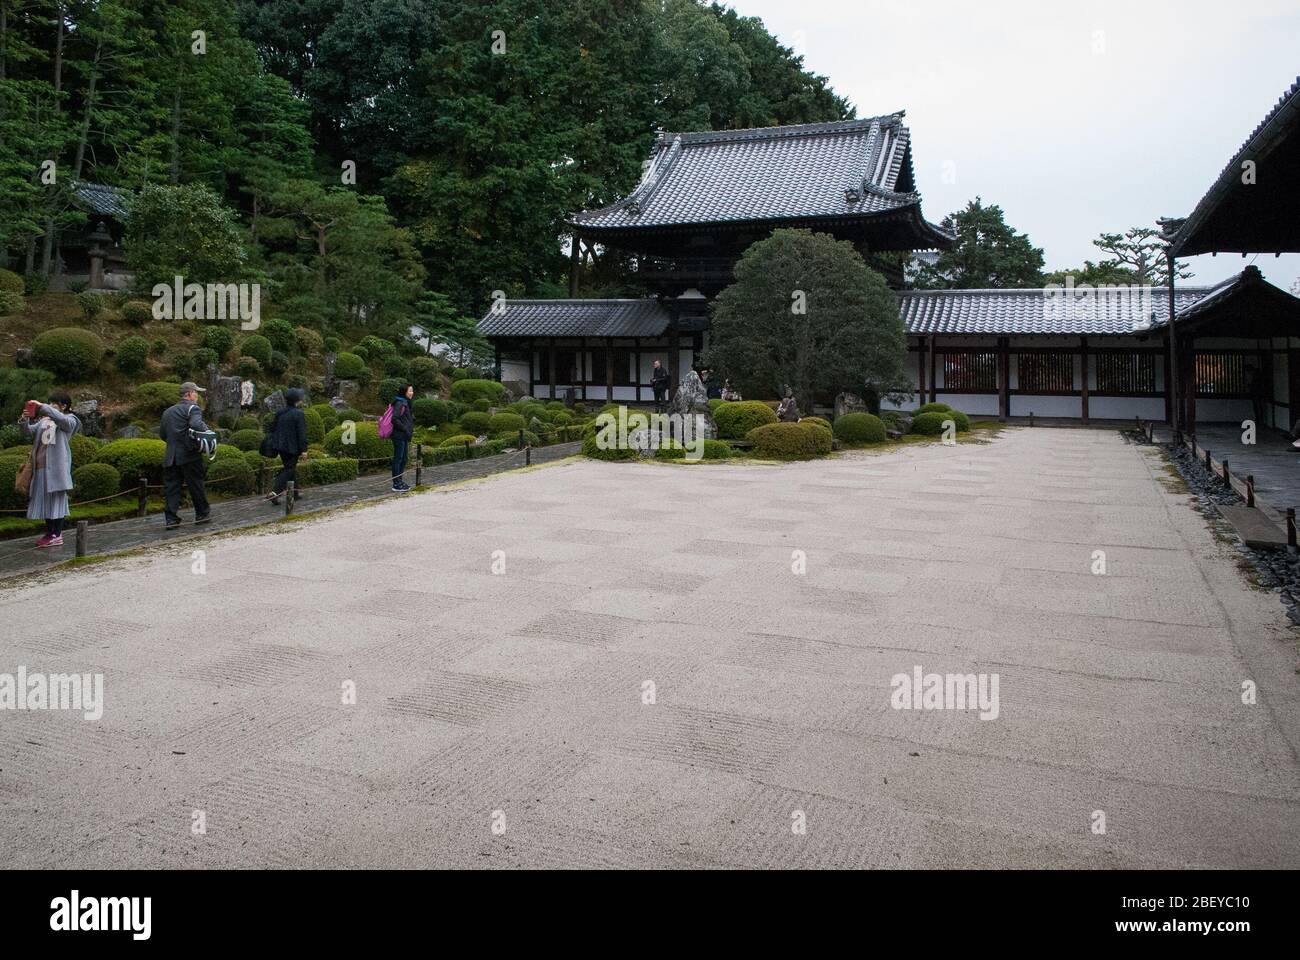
[2,426,1299,869]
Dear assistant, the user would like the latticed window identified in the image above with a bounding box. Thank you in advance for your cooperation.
[939,351,997,392]
[1095,353,1156,394]
[1195,353,1249,396]
[1016,352,1074,394]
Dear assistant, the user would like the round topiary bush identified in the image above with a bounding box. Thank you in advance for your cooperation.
[227,429,263,451]
[800,416,833,434]
[0,447,34,508]
[487,412,526,435]
[701,439,735,460]
[707,398,724,414]
[235,415,260,431]
[206,456,255,495]
[0,290,24,316]
[833,412,887,444]
[334,351,366,379]
[201,325,235,360]
[69,433,99,471]
[471,398,491,412]
[303,408,324,444]
[581,433,637,461]
[322,421,393,464]
[946,410,971,432]
[295,326,324,356]
[71,462,121,502]
[308,403,339,430]
[909,412,949,436]
[261,318,296,354]
[714,400,778,439]
[0,423,24,449]
[377,377,405,405]
[75,290,103,321]
[31,327,105,380]
[409,356,440,390]
[115,335,151,374]
[121,301,153,326]
[914,402,952,415]
[458,411,492,435]
[746,421,833,460]
[132,381,183,419]
[412,397,450,427]
[449,378,505,404]
[296,457,359,486]
[239,334,273,367]
[93,438,167,489]
[0,267,24,294]
[438,434,476,447]
[236,356,262,379]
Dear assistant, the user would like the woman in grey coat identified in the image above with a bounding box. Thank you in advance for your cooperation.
[19,391,81,547]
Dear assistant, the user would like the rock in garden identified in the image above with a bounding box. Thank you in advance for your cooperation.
[834,391,867,420]
[114,423,143,439]
[14,348,33,368]
[670,369,718,440]
[72,399,102,437]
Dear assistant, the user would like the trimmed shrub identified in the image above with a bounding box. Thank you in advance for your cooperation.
[334,351,365,379]
[714,400,778,439]
[295,326,324,356]
[947,410,971,432]
[236,357,262,379]
[261,318,296,354]
[0,290,25,315]
[746,421,832,460]
[440,434,477,447]
[800,416,833,434]
[75,290,103,321]
[31,327,105,380]
[383,355,409,379]
[909,412,949,436]
[303,408,325,444]
[323,421,393,463]
[193,347,218,371]
[707,398,725,413]
[93,438,167,489]
[133,381,183,419]
[412,397,451,427]
[450,367,472,381]
[71,462,121,502]
[408,356,440,390]
[357,335,396,359]
[296,457,359,486]
[239,334,273,367]
[324,336,341,353]
[833,412,887,444]
[449,378,505,404]
[0,448,34,508]
[0,267,23,294]
[121,301,152,326]
[458,411,492,435]
[377,377,405,405]
[69,433,99,471]
[171,354,195,379]
[487,412,526,434]
[914,402,952,415]
[308,404,338,430]
[581,433,638,461]
[334,407,363,424]
[149,336,168,356]
[227,429,263,451]
[266,350,290,375]
[0,423,23,449]
[206,456,255,495]
[235,415,260,431]
[115,335,151,374]
[471,398,491,412]
[701,439,735,460]
[201,325,235,360]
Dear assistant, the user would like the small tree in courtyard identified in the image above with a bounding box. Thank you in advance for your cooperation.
[705,228,909,406]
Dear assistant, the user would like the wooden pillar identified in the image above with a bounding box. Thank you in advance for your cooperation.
[1167,249,1180,430]
[548,338,556,400]
[928,335,937,403]
[579,337,587,402]
[493,340,501,383]
[605,337,614,402]
[1079,336,1089,424]
[1184,337,1197,431]
[1163,334,1173,426]
[526,339,534,400]
[917,339,927,404]
[667,323,680,406]
[569,236,581,296]
[634,341,643,403]
[997,337,1010,422]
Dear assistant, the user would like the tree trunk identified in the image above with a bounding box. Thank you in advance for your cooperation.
[169,84,182,183]
[72,39,102,180]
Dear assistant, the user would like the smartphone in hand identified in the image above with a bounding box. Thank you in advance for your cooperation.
[23,400,39,419]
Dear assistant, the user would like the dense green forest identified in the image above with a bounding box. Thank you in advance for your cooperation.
[0,0,851,334]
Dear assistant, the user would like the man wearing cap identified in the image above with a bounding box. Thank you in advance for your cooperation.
[159,382,212,530]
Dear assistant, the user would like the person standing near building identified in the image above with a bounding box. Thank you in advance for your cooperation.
[651,360,670,412]
[267,388,308,506]
[160,382,212,530]
[390,383,415,492]
[18,391,80,547]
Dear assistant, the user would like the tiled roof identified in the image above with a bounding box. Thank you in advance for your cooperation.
[477,299,672,338]
[571,114,948,236]
[1163,77,1300,255]
[899,285,1212,336]
[71,181,129,219]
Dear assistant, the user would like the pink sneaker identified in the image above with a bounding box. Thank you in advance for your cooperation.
[34,534,52,547]
[46,534,63,547]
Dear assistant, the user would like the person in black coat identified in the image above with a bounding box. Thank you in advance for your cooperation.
[267,388,309,505]
[390,384,415,492]
[159,382,212,529]
[650,360,670,412]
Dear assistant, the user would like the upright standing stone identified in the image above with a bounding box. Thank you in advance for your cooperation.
[72,399,102,437]
[834,391,868,421]
[671,369,718,440]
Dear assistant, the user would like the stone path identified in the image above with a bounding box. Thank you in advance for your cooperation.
[0,442,581,580]
[1161,423,1300,514]
[1,427,1298,868]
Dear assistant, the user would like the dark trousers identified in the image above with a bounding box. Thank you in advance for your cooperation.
[163,459,209,524]
[392,437,409,480]
[652,385,667,411]
[273,453,300,496]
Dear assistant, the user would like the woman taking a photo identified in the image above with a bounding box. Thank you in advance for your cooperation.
[18,391,81,547]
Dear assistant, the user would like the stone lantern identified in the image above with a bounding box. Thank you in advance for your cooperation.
[87,221,111,289]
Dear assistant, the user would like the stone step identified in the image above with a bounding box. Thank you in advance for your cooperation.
[1219,504,1288,549]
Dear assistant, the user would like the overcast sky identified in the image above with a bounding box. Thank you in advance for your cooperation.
[729,0,1299,291]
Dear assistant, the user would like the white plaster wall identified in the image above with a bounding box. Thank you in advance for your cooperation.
[1088,397,1166,420]
[1010,395,1081,418]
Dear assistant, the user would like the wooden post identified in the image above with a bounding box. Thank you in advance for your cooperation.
[928,335,937,404]
[1079,336,1089,424]
[1163,332,1173,426]
[917,339,927,406]
[493,341,501,382]
[464,439,471,460]
[527,339,535,400]
[579,337,587,403]
[414,443,423,487]
[548,338,557,400]
[569,236,581,296]
[1247,475,1255,508]
[1205,448,1212,470]
[606,337,614,403]
[525,445,531,467]
[1222,459,1230,484]
[284,481,294,516]
[1288,508,1297,553]
[997,337,1009,422]
[634,341,643,403]
[75,520,87,558]
[667,324,680,408]
[137,476,148,517]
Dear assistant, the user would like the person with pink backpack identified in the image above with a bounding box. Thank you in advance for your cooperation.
[381,384,416,492]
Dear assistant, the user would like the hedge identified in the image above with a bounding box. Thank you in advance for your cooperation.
[333,351,366,379]
[239,334,273,367]
[800,416,833,434]
[487,412,526,434]
[746,421,833,460]
[914,402,952,415]
[833,412,887,444]
[449,378,505,403]
[93,438,167,489]
[308,403,339,430]
[69,432,99,471]
[458,411,492,435]
[424,438,509,465]
[909,412,950,436]
[303,408,325,444]
[206,456,254,495]
[323,421,393,463]
[440,434,477,447]
[133,381,183,419]
[227,429,263,451]
[412,397,451,426]
[0,290,23,316]
[71,462,121,502]
[0,267,23,294]
[947,410,971,432]
[581,433,638,461]
[31,327,105,380]
[0,447,32,508]
[235,414,260,431]
[714,400,778,439]
[295,457,359,487]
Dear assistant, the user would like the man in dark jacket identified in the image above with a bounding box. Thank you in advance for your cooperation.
[159,382,212,529]
[267,388,309,505]
[650,360,670,413]
[390,384,416,492]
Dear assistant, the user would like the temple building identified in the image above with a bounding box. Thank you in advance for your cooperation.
[480,88,1300,428]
